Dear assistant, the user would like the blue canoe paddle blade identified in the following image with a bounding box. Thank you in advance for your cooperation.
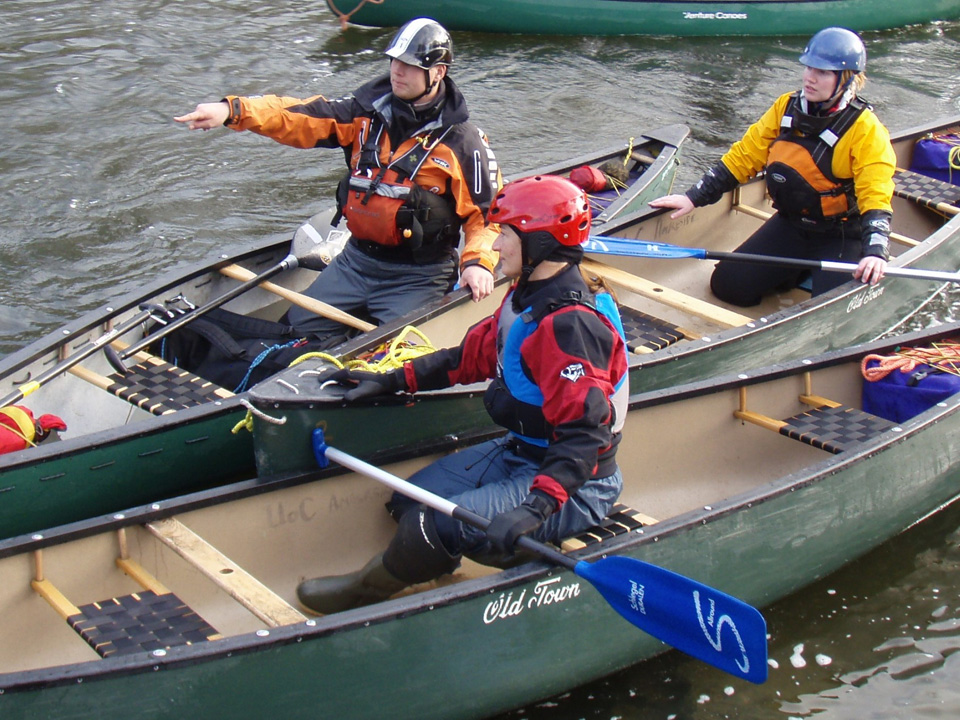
[574,556,768,684]
[583,236,707,260]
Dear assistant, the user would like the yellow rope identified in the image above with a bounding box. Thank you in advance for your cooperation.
[231,326,437,433]
[231,412,253,435]
[342,325,437,372]
[622,137,634,167]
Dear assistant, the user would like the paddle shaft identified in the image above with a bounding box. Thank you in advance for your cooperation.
[587,235,960,284]
[322,445,574,569]
[115,254,297,361]
[0,305,157,409]
[703,249,960,283]
[218,263,374,332]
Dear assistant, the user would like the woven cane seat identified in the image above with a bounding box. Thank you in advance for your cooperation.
[561,504,657,552]
[778,405,896,454]
[893,169,960,211]
[619,307,685,353]
[67,590,219,657]
[101,356,232,415]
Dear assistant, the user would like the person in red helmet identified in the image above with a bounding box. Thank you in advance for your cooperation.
[651,27,895,306]
[297,174,629,614]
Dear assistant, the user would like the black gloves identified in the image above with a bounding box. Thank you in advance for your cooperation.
[685,161,740,208]
[486,491,556,557]
[326,367,406,402]
[861,209,892,261]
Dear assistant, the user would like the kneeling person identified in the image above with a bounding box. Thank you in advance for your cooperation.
[298,174,630,614]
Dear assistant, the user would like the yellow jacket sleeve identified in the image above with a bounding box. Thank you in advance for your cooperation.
[720,91,895,214]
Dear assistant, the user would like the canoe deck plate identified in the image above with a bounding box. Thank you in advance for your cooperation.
[67,590,219,657]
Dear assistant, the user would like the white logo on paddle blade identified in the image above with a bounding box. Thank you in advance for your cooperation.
[694,591,750,673]
[629,580,646,615]
[561,363,585,382]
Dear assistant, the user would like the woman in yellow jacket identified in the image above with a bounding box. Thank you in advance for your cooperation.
[651,27,895,306]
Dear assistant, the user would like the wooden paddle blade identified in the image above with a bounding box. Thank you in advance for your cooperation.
[574,556,768,684]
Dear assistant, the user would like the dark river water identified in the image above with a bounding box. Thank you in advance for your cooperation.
[2,3,960,718]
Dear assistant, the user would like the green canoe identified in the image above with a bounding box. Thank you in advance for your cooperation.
[0,125,686,540]
[2,320,960,718]
[249,115,960,477]
[326,0,960,36]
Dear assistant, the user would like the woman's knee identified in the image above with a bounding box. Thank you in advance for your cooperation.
[710,263,763,306]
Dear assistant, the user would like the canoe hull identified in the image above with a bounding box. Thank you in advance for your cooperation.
[4,326,960,717]
[330,0,960,36]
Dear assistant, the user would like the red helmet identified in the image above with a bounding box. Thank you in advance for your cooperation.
[489,175,591,246]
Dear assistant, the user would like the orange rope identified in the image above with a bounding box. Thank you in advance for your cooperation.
[862,339,960,381]
[327,0,385,30]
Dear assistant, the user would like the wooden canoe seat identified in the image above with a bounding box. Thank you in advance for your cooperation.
[560,504,658,552]
[734,381,896,454]
[69,350,233,415]
[31,544,219,658]
[66,590,219,658]
[146,517,307,627]
[893,168,960,217]
[619,306,691,354]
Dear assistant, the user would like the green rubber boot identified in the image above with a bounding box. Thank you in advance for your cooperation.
[297,552,408,616]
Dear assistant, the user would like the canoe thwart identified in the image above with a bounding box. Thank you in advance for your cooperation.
[893,168,960,217]
[66,590,219,658]
[581,258,752,329]
[69,353,232,415]
[560,504,658,552]
[732,200,920,248]
[146,517,307,627]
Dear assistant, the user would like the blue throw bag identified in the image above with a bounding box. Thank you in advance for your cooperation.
[863,359,960,423]
[909,133,960,186]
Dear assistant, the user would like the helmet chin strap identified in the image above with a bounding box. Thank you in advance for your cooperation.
[409,69,440,105]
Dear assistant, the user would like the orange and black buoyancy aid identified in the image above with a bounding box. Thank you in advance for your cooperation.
[765,93,867,229]
[336,119,459,254]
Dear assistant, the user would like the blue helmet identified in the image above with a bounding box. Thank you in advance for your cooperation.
[799,27,866,72]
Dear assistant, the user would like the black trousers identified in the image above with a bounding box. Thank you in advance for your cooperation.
[710,214,862,307]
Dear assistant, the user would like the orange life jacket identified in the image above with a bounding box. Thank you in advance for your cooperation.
[765,94,866,229]
[338,121,457,251]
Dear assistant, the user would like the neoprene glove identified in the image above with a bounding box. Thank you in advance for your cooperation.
[486,491,555,557]
[861,209,893,261]
[327,367,406,402]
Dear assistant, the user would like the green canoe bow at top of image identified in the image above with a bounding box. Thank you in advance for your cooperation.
[325,0,960,37]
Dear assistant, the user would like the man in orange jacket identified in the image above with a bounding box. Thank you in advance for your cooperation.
[176,18,501,342]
